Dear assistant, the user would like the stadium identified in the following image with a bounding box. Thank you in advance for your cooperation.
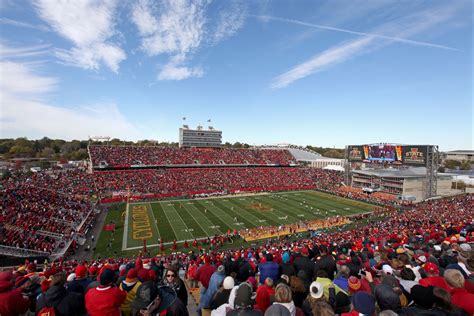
[0,1,472,313]
[1,127,473,315]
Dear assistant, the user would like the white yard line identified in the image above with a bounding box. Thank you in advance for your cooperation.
[148,202,161,240]
[121,203,129,251]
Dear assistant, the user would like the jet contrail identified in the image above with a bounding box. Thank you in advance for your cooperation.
[251,15,460,51]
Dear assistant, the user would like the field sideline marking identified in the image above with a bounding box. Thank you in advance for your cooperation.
[148,202,161,240]
[122,202,129,251]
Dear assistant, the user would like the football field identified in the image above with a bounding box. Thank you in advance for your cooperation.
[120,190,376,251]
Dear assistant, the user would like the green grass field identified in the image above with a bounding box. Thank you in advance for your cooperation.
[95,190,376,258]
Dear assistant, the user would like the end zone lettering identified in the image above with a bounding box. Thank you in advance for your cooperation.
[132,205,153,240]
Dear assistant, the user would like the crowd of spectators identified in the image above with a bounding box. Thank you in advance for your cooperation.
[1,181,93,253]
[94,167,332,197]
[89,146,296,167]
[0,194,472,316]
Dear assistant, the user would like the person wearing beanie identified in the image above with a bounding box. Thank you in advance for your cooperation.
[302,281,331,316]
[259,253,280,284]
[210,276,235,310]
[279,252,296,277]
[68,265,91,295]
[254,278,275,313]
[85,268,127,316]
[374,284,401,314]
[347,276,371,295]
[399,285,435,315]
[342,292,375,316]
[265,304,291,316]
[293,248,316,282]
[314,245,337,281]
[119,268,142,316]
[36,268,84,316]
[228,283,262,316]
[443,269,474,315]
[0,271,30,316]
[198,265,224,315]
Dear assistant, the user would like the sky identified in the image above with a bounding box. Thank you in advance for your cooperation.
[0,0,472,151]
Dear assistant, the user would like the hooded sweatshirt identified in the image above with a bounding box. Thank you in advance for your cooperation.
[0,279,30,316]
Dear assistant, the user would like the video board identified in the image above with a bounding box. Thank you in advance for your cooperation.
[347,144,429,166]
[400,146,428,166]
[365,145,397,162]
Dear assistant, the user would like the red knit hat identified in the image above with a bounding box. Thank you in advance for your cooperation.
[75,265,87,279]
[89,266,98,275]
[137,269,149,282]
[27,263,36,272]
[126,268,138,282]
[0,271,12,282]
[348,276,362,292]
[41,279,51,293]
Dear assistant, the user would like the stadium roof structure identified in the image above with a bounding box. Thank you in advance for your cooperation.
[352,167,451,179]
[444,150,474,155]
[259,144,325,161]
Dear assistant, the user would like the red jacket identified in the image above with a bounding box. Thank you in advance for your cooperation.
[419,276,450,291]
[450,287,474,315]
[188,264,198,280]
[0,281,30,316]
[196,264,215,289]
[85,285,127,316]
[254,285,275,313]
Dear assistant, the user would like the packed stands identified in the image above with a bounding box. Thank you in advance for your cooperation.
[94,167,343,202]
[1,195,472,316]
[89,145,296,168]
[1,182,93,253]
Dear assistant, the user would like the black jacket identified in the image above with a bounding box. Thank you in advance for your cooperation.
[279,263,296,277]
[293,256,314,281]
[313,255,336,280]
[36,285,84,316]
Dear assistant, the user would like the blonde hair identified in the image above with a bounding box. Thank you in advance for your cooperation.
[275,283,292,303]
[443,269,464,288]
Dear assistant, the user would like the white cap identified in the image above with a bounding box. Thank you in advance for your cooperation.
[382,264,394,275]
[433,245,442,251]
[460,243,472,252]
[67,273,76,282]
[223,276,235,290]
[309,281,323,299]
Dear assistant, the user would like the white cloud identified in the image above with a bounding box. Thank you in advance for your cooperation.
[0,61,57,95]
[132,0,246,81]
[131,0,206,80]
[0,43,51,59]
[255,15,459,51]
[271,37,374,89]
[0,17,50,32]
[34,0,125,73]
[1,95,140,140]
[158,64,203,80]
[271,4,463,89]
[213,0,247,44]
[0,50,139,140]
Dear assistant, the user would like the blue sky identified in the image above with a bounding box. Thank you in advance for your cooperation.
[0,0,472,150]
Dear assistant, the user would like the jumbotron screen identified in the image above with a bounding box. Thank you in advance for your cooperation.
[364,145,396,162]
[348,144,429,166]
